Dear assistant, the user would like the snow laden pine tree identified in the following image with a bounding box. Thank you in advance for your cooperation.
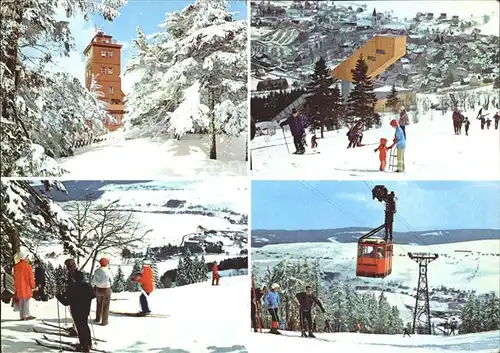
[176,257,188,287]
[112,266,126,293]
[0,0,125,176]
[346,54,379,128]
[45,261,56,299]
[385,83,401,114]
[126,0,247,160]
[126,261,142,292]
[306,57,335,137]
[54,265,68,295]
[198,254,208,281]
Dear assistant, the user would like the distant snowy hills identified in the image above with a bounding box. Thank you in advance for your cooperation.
[252,227,500,247]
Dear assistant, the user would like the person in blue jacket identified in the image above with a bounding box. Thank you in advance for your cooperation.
[280,108,306,154]
[264,283,281,334]
[389,119,406,172]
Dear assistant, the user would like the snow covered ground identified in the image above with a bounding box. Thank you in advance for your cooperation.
[0,276,249,353]
[251,97,499,179]
[248,330,500,353]
[57,131,247,178]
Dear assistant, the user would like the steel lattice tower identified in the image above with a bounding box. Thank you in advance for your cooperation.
[408,252,439,334]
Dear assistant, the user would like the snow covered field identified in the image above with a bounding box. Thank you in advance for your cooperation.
[0,276,249,353]
[57,131,247,178]
[248,330,500,352]
[251,106,500,178]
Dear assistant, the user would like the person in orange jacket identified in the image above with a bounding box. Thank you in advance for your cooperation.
[374,138,392,171]
[132,261,154,315]
[211,261,220,286]
[13,248,36,320]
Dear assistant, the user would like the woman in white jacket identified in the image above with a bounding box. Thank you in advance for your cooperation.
[92,258,113,326]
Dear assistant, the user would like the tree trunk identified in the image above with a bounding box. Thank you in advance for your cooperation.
[209,90,217,160]
[320,124,324,138]
[245,138,248,162]
[88,250,99,277]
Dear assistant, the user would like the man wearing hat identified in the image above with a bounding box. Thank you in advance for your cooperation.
[92,257,113,326]
[280,108,307,154]
[296,285,325,338]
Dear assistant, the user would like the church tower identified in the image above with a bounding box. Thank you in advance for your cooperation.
[83,31,125,131]
[372,8,378,28]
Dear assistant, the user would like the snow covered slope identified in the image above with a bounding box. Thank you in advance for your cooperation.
[248,330,500,353]
[57,131,247,178]
[0,276,248,352]
[251,102,499,179]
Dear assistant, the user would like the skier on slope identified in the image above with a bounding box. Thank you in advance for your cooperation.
[92,257,113,326]
[211,261,220,286]
[403,327,411,337]
[399,106,410,138]
[463,116,470,136]
[295,285,325,338]
[347,121,363,148]
[56,270,95,353]
[13,248,36,321]
[280,108,306,154]
[132,261,154,315]
[494,111,500,130]
[251,283,265,332]
[263,283,281,334]
[64,258,85,336]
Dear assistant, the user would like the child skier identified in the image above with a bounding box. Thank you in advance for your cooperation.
[374,138,391,171]
[463,117,470,136]
[56,270,95,353]
[311,134,318,150]
[211,262,220,286]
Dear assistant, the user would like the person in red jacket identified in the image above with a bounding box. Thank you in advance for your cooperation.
[13,248,36,320]
[211,262,220,286]
[374,138,391,171]
[132,262,154,315]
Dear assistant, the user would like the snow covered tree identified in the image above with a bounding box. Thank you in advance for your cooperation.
[175,257,188,286]
[63,196,151,275]
[483,292,500,331]
[375,291,392,334]
[198,254,208,281]
[45,261,56,299]
[126,261,142,292]
[385,83,401,113]
[306,57,335,137]
[1,180,80,267]
[150,259,163,289]
[125,0,247,160]
[346,54,378,128]
[330,85,344,130]
[112,266,126,293]
[1,0,125,177]
[460,293,482,333]
[54,265,68,295]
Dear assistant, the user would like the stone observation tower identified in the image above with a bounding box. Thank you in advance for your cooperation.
[83,30,125,131]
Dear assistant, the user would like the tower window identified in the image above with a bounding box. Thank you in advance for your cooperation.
[101,66,106,74]
[108,67,113,74]
[101,49,106,57]
[368,56,376,61]
[107,50,113,57]
[376,49,386,54]
[108,86,114,94]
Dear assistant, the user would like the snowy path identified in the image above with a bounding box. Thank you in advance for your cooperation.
[251,110,500,179]
[1,276,248,352]
[248,330,500,352]
[58,132,247,178]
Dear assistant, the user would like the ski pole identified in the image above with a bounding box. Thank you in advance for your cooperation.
[89,314,97,346]
[281,128,290,154]
[57,300,63,352]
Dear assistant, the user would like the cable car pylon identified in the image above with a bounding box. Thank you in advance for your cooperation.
[356,185,396,278]
[408,252,439,335]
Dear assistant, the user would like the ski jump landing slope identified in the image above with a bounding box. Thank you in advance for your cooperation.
[0,276,248,353]
[251,110,500,179]
[249,330,500,353]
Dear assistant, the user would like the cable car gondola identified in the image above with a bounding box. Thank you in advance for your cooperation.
[356,185,396,278]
